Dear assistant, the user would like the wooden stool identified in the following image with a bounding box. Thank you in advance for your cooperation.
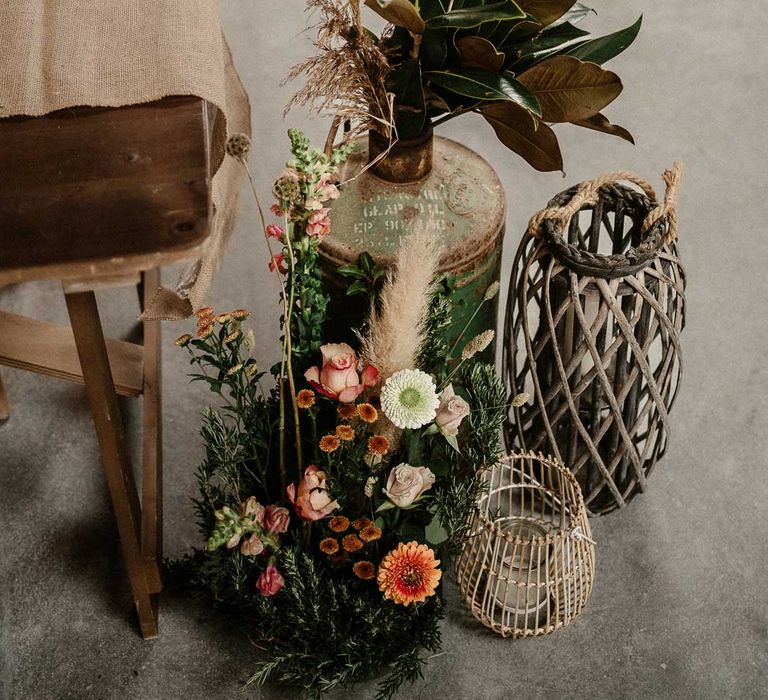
[0,96,212,638]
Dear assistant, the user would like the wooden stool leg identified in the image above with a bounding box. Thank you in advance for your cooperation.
[141,269,163,594]
[0,370,10,421]
[64,289,158,639]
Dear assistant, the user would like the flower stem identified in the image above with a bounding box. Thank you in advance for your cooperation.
[447,298,486,360]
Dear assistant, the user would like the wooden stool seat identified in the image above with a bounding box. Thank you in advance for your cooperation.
[0,96,212,639]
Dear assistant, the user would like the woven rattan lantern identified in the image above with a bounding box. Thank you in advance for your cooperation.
[503,164,686,515]
[456,453,595,638]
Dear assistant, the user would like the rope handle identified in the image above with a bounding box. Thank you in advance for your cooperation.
[527,161,684,244]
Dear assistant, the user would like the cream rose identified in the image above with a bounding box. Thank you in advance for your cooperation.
[383,464,436,508]
[434,384,470,437]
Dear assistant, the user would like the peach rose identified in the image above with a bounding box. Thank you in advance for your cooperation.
[255,563,285,597]
[287,465,340,521]
[383,464,436,508]
[304,343,378,403]
[434,384,470,437]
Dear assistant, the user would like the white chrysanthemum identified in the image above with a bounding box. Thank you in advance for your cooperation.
[380,369,440,430]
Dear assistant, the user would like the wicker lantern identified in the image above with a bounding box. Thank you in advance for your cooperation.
[456,453,595,638]
[503,165,686,515]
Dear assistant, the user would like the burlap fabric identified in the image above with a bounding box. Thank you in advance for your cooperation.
[0,0,251,319]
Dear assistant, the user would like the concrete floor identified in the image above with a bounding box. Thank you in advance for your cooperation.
[1,1,767,698]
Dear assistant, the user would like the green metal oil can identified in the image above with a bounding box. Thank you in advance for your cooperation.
[321,129,506,363]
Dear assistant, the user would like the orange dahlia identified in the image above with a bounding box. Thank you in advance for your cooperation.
[319,537,339,555]
[342,534,364,553]
[335,425,355,441]
[353,561,376,580]
[319,435,340,453]
[358,403,378,423]
[337,404,357,420]
[359,525,382,543]
[328,516,350,533]
[378,542,441,606]
[367,435,389,455]
[296,389,316,409]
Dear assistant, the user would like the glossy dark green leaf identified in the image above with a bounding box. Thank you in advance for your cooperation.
[426,0,525,29]
[566,15,642,65]
[571,112,634,144]
[509,21,589,72]
[418,0,446,21]
[391,58,427,138]
[425,68,541,114]
[481,100,564,172]
[420,27,449,70]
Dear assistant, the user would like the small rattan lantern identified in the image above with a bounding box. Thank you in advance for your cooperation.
[503,164,686,515]
[456,452,595,638]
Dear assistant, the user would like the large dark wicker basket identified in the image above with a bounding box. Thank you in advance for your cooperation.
[503,167,686,515]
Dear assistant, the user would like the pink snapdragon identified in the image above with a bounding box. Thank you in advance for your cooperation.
[255,564,285,597]
[306,208,331,238]
[266,223,284,240]
[269,253,288,274]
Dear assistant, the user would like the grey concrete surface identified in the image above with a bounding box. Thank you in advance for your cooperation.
[1,1,767,699]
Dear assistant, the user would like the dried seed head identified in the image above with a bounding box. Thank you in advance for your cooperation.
[511,392,530,408]
[483,281,500,301]
[272,169,302,204]
[225,133,251,160]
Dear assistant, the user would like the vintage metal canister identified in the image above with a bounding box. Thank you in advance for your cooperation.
[321,129,506,361]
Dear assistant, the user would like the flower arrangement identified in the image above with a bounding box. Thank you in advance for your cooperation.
[288,0,641,171]
[170,130,510,698]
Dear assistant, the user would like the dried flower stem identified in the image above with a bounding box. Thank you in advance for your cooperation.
[243,162,303,497]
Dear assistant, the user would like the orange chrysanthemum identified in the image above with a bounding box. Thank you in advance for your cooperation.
[367,435,389,455]
[353,561,376,580]
[337,404,357,420]
[352,517,373,531]
[328,516,350,533]
[335,425,355,441]
[357,403,378,423]
[378,541,442,606]
[319,537,339,555]
[196,323,214,339]
[319,435,340,453]
[359,525,382,543]
[342,534,364,553]
[296,389,316,409]
[194,306,214,319]
[231,309,250,319]
[215,312,232,324]
[175,334,192,347]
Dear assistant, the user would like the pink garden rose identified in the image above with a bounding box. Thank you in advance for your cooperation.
[287,465,340,521]
[264,504,290,534]
[434,384,470,437]
[240,534,264,557]
[304,342,378,403]
[255,564,285,597]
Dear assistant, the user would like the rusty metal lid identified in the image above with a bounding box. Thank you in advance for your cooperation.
[322,134,506,278]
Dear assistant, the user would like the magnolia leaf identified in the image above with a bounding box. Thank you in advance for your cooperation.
[456,36,505,71]
[510,21,589,71]
[550,2,594,27]
[364,0,425,34]
[426,0,525,29]
[516,0,578,27]
[424,86,451,113]
[571,112,634,144]
[518,55,622,123]
[426,68,541,115]
[425,513,449,545]
[481,101,564,172]
[566,15,642,65]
